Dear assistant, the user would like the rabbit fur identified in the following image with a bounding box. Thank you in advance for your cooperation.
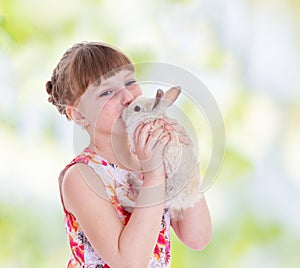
[121,86,203,219]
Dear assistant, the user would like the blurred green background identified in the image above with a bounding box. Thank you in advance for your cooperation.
[1,0,300,267]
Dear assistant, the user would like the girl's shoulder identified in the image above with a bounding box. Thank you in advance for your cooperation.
[58,148,109,213]
[61,162,107,214]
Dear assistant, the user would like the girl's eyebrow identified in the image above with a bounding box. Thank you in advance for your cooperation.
[124,71,135,80]
[91,70,135,93]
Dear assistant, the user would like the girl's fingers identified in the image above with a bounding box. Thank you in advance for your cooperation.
[152,132,170,154]
[161,117,193,146]
[179,135,192,146]
[162,117,177,125]
[146,126,165,150]
[134,121,171,173]
[134,122,152,149]
[134,118,191,161]
[165,122,187,135]
[134,123,144,145]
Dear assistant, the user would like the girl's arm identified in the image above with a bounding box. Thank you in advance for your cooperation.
[62,122,170,268]
[164,117,212,250]
[171,195,212,250]
[63,163,165,268]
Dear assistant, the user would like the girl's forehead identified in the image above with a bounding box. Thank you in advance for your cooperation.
[103,69,134,83]
[91,69,135,88]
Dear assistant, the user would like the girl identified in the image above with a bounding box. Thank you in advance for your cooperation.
[46,41,212,268]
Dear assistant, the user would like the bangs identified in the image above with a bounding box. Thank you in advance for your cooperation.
[68,43,134,101]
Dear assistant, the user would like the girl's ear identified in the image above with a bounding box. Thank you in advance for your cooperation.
[164,86,181,106]
[66,105,89,128]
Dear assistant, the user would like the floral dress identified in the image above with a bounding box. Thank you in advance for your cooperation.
[58,148,171,268]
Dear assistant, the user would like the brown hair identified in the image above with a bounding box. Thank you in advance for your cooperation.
[46,41,134,119]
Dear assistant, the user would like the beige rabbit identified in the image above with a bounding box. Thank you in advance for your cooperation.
[121,86,203,219]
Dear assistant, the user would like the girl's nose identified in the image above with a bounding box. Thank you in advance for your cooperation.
[120,88,134,107]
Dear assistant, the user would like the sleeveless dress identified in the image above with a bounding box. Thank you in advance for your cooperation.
[58,147,171,268]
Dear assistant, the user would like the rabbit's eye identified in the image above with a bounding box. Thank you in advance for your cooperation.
[134,105,141,112]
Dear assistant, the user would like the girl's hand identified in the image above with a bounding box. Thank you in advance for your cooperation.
[162,117,193,146]
[134,121,170,179]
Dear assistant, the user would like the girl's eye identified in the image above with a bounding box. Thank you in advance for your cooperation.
[125,80,136,87]
[99,90,114,97]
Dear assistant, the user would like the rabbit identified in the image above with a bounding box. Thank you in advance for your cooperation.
[121,86,203,219]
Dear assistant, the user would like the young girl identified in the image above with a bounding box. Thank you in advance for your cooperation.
[46,41,212,268]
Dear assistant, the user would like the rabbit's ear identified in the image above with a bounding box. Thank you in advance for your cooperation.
[164,86,181,106]
[152,89,164,110]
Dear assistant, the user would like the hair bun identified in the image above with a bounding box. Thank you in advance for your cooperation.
[46,81,53,94]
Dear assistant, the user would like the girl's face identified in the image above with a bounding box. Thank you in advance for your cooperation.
[77,69,142,138]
